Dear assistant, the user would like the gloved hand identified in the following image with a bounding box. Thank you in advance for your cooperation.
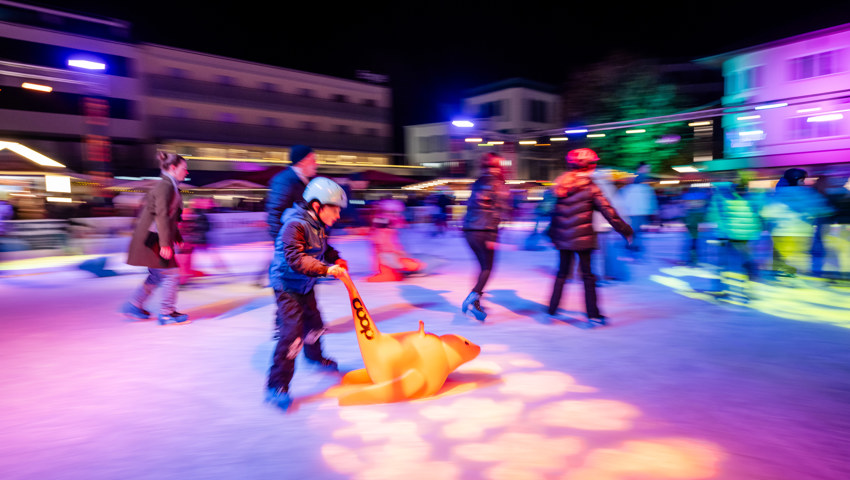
[334,259,349,271]
[327,264,346,278]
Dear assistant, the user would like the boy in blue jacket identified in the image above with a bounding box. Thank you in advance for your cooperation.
[265,177,349,411]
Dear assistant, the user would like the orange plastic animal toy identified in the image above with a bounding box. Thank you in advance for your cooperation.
[337,272,481,405]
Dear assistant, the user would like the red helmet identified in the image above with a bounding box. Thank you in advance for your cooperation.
[480,152,503,169]
[566,148,599,169]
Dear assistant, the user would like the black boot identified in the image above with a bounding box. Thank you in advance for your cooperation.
[548,276,567,315]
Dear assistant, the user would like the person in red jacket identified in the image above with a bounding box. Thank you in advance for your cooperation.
[547,148,633,327]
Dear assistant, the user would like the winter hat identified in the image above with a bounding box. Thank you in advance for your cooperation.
[480,152,503,169]
[289,145,314,165]
[566,148,598,170]
[782,168,807,186]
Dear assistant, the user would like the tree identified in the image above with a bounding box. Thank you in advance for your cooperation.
[562,52,694,174]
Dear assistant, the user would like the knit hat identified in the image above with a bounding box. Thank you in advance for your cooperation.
[289,145,313,165]
[782,168,807,186]
[480,152,503,169]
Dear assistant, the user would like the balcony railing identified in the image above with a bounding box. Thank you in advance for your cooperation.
[145,74,391,123]
[148,116,392,152]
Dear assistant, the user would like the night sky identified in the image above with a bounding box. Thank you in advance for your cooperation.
[29,1,850,138]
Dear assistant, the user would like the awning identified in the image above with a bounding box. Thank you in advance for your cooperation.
[701,149,850,173]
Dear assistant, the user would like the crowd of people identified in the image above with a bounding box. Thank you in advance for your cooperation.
[109,145,850,411]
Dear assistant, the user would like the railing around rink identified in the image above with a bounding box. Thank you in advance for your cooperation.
[0,213,270,259]
[205,212,267,245]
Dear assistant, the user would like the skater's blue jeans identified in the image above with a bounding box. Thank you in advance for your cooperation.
[130,267,179,315]
[598,231,629,281]
[627,215,650,259]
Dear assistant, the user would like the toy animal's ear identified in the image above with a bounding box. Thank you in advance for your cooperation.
[418,320,425,336]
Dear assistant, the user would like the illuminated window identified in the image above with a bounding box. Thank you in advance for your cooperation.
[745,66,764,89]
[790,51,838,80]
[727,66,764,92]
[724,71,737,95]
[169,67,187,79]
[418,135,448,153]
[218,112,238,123]
[216,75,235,86]
[788,116,840,139]
[479,100,502,118]
[171,107,190,119]
[527,100,548,123]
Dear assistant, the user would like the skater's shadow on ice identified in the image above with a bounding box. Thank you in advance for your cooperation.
[397,284,457,314]
[249,344,345,385]
[184,294,272,321]
[549,312,597,329]
[487,289,552,324]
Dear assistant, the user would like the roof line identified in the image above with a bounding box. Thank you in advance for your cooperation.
[0,0,129,28]
[696,22,850,64]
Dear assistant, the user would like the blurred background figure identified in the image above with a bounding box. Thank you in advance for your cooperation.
[618,172,658,261]
[367,195,425,282]
[461,152,511,321]
[177,197,228,285]
[760,168,833,279]
[592,168,630,282]
[547,149,632,327]
[678,184,711,266]
[0,198,12,236]
[812,169,850,280]
[524,188,555,251]
[430,187,454,237]
[705,177,763,303]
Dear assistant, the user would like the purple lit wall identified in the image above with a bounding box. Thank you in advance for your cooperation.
[719,24,850,170]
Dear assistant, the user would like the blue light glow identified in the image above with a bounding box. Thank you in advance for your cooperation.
[754,103,787,110]
[807,113,843,122]
[68,58,107,70]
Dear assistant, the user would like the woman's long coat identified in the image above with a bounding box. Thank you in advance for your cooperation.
[127,176,183,269]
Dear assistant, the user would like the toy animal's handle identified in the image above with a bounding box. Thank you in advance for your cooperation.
[338,270,380,343]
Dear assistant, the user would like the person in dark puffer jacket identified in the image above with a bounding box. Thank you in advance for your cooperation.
[461,152,511,321]
[547,148,633,327]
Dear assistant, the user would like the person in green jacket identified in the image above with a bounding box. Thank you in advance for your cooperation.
[706,179,764,303]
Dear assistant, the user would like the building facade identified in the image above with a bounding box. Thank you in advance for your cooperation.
[0,0,144,178]
[0,1,408,192]
[405,78,562,180]
[699,23,850,174]
[138,44,399,181]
